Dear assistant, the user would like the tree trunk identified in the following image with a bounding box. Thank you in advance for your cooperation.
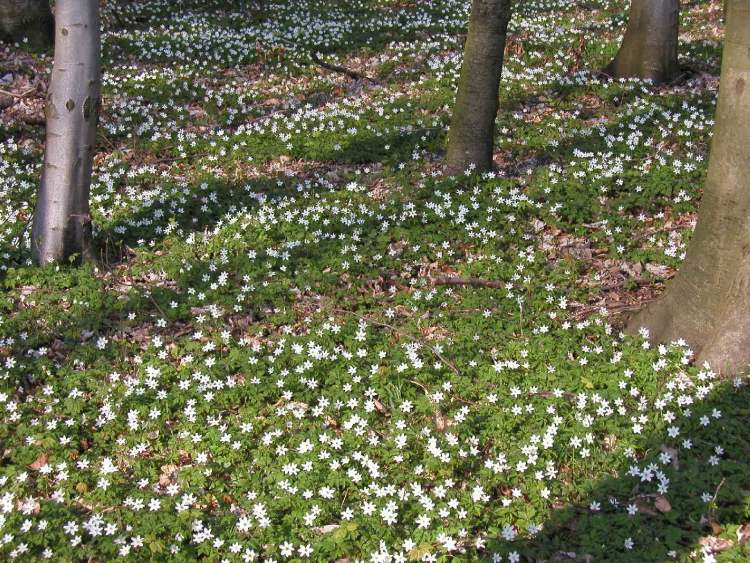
[0,0,53,50]
[605,0,680,85]
[31,0,100,265]
[445,0,512,174]
[626,0,750,375]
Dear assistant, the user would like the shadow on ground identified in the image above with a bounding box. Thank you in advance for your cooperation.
[507,377,750,562]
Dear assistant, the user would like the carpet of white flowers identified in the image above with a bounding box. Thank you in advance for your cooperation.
[1,0,748,561]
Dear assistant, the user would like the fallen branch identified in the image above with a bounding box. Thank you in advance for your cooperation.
[259,36,379,85]
[431,276,504,289]
[310,50,379,84]
[570,301,652,321]
[0,86,37,99]
[428,343,462,376]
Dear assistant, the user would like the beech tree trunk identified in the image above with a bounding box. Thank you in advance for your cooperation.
[31,0,100,265]
[445,0,512,174]
[606,0,680,85]
[0,0,53,49]
[627,0,750,375]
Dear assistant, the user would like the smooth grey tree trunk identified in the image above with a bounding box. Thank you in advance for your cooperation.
[606,0,680,85]
[0,0,53,50]
[445,0,512,174]
[627,0,750,374]
[31,0,100,265]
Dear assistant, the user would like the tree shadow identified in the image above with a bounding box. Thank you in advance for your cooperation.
[492,79,711,226]
[0,168,324,393]
[94,171,292,260]
[508,376,750,562]
[0,144,405,401]
[296,123,445,167]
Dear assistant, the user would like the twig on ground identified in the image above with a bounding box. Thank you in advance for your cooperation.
[428,344,462,376]
[262,36,379,85]
[0,87,36,99]
[148,295,166,318]
[711,477,726,504]
[570,301,651,321]
[309,50,379,84]
[431,276,504,289]
[407,379,430,395]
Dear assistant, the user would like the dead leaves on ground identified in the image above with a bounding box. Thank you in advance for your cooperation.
[632,494,672,516]
[28,451,49,470]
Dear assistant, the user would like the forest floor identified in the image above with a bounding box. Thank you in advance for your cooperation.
[0,0,747,561]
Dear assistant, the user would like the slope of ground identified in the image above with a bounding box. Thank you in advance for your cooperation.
[0,1,746,561]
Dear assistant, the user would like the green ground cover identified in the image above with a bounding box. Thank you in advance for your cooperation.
[0,1,746,561]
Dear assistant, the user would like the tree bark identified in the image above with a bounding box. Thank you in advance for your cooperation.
[627,0,750,375]
[605,0,680,85]
[31,0,100,265]
[445,0,512,174]
[0,0,53,50]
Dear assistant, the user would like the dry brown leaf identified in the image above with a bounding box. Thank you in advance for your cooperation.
[645,263,673,278]
[621,261,643,278]
[634,497,658,516]
[16,498,40,514]
[373,399,387,415]
[700,515,723,536]
[660,444,680,470]
[654,496,672,513]
[159,464,177,487]
[28,452,49,470]
[434,411,448,432]
[699,535,733,553]
[736,523,750,544]
[603,434,617,451]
